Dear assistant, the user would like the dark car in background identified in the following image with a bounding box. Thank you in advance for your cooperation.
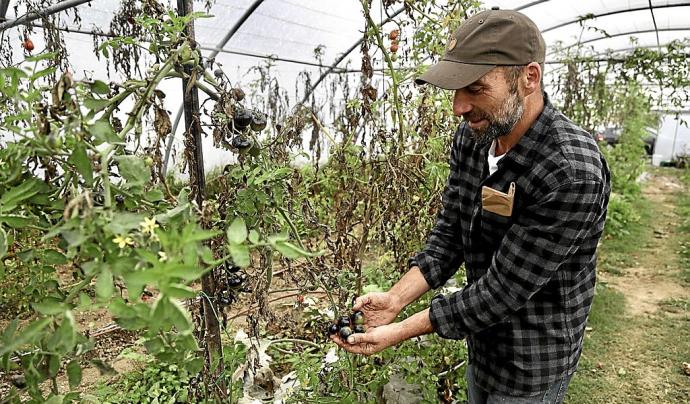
[594,126,657,155]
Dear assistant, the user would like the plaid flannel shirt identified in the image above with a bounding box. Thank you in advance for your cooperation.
[409,93,611,396]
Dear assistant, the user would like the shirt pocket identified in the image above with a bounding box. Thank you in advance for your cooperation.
[479,208,512,247]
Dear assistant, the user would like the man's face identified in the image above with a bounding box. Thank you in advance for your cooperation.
[453,67,524,146]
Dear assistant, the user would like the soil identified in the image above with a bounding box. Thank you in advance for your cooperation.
[0,263,325,400]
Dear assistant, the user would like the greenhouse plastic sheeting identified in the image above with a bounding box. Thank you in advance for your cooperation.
[3,1,689,90]
[2,0,689,170]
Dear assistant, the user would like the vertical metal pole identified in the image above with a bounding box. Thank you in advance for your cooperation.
[0,0,10,23]
[176,0,224,390]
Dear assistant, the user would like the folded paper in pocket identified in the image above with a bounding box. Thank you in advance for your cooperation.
[481,182,515,217]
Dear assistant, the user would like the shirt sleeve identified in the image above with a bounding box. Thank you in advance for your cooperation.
[408,128,466,289]
[428,178,607,339]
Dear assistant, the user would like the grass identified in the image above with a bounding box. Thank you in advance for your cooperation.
[676,170,690,284]
[597,195,653,275]
[565,284,627,403]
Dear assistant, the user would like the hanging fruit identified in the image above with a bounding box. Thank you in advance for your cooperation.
[23,38,34,52]
[232,107,253,130]
[389,29,399,40]
[250,111,267,132]
[390,43,399,53]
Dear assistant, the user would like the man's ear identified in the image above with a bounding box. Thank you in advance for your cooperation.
[523,62,541,95]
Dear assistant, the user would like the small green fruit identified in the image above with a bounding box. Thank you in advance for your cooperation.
[250,111,267,132]
[46,135,62,149]
[351,311,365,325]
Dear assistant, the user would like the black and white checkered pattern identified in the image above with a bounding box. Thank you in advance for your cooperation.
[409,93,611,396]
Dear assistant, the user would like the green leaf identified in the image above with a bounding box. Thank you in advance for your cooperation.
[90,80,110,95]
[183,229,219,243]
[123,269,156,287]
[266,232,290,245]
[89,118,122,145]
[25,52,58,62]
[84,96,110,112]
[67,360,82,390]
[274,241,320,259]
[0,214,34,228]
[104,213,144,235]
[161,284,198,299]
[229,243,250,267]
[227,217,247,244]
[0,178,42,212]
[0,317,51,356]
[78,292,92,308]
[108,298,135,318]
[57,311,77,351]
[0,228,6,259]
[164,263,207,282]
[43,249,68,265]
[68,144,93,186]
[155,203,190,224]
[95,267,114,300]
[63,393,80,402]
[144,188,164,202]
[61,229,87,248]
[44,394,64,404]
[49,354,60,377]
[30,66,57,82]
[143,336,164,354]
[114,155,151,189]
[168,299,192,332]
[32,297,67,315]
[248,230,260,244]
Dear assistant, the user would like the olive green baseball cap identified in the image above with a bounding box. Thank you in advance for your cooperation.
[416,7,545,90]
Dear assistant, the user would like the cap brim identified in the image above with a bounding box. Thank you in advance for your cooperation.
[415,60,495,90]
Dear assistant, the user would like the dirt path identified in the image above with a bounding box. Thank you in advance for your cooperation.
[604,173,688,315]
[589,170,690,403]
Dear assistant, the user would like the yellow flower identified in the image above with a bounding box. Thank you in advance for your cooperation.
[139,217,159,235]
[158,251,168,262]
[113,235,134,248]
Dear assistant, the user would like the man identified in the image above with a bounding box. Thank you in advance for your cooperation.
[331,7,611,404]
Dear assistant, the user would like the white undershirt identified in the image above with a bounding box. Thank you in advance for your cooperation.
[488,140,506,175]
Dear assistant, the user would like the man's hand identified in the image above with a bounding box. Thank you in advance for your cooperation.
[330,309,434,356]
[330,323,403,356]
[352,292,403,327]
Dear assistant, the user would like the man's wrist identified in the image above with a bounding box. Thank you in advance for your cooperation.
[387,290,405,314]
[388,266,429,311]
[397,308,434,341]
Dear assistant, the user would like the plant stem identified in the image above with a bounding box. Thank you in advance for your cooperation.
[100,59,175,208]
[361,0,405,142]
[276,206,337,312]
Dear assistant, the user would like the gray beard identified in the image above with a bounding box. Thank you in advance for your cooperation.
[470,94,524,146]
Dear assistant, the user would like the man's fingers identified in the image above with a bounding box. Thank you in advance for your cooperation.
[352,295,370,311]
[346,331,372,345]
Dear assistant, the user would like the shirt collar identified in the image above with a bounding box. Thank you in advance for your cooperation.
[478,92,555,168]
